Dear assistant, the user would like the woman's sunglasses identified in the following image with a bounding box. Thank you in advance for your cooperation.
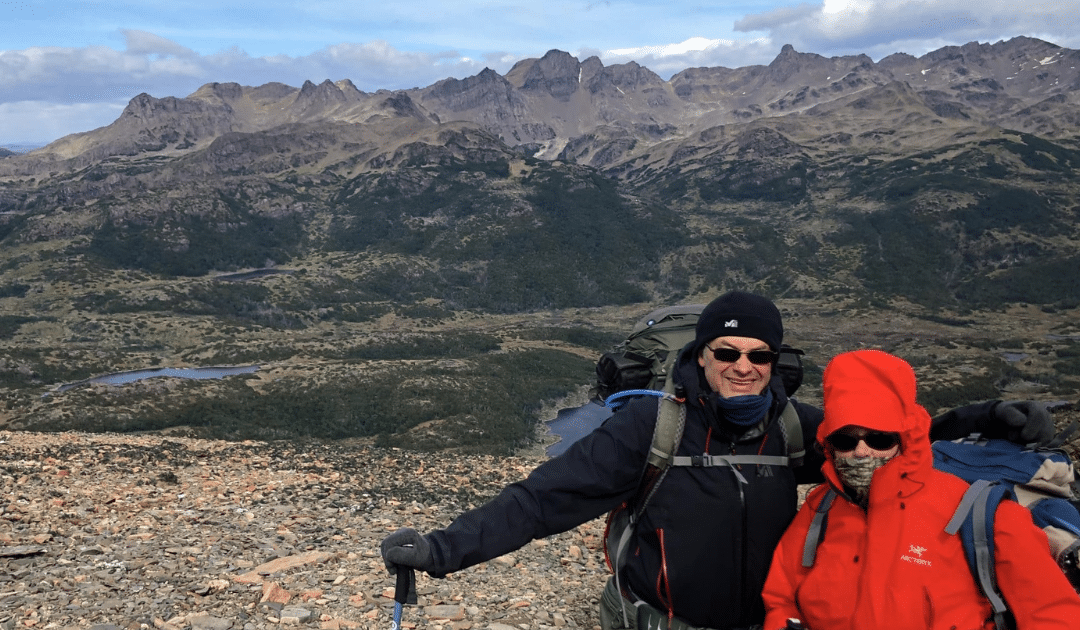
[706,346,778,365]
[825,431,901,452]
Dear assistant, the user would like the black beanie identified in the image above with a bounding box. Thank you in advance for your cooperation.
[693,290,784,356]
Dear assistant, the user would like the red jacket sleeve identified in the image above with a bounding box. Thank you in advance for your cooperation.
[993,500,1080,629]
[762,489,821,630]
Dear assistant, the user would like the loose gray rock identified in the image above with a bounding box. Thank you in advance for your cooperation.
[0,430,609,630]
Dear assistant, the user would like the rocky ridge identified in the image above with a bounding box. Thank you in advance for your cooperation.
[4,36,1078,176]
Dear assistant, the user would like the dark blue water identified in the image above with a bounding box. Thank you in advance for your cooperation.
[215,269,294,282]
[544,400,613,457]
[55,365,259,393]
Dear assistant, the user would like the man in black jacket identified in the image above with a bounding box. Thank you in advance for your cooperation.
[381,291,1052,630]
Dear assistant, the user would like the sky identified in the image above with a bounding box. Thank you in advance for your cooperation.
[1,0,1078,148]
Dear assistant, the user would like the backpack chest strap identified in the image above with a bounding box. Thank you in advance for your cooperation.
[670,454,791,486]
[670,454,791,467]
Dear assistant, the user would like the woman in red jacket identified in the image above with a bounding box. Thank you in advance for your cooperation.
[762,349,1080,630]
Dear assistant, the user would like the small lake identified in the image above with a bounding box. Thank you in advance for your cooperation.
[55,365,259,393]
[544,400,613,457]
[214,269,295,282]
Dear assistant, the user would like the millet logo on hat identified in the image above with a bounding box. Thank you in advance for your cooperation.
[693,291,784,355]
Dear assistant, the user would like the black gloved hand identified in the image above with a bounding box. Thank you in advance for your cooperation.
[992,400,1054,445]
[381,527,437,575]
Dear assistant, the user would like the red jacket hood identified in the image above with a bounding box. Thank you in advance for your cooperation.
[818,350,934,492]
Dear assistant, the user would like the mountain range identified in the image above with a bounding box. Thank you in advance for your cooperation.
[0,36,1078,450]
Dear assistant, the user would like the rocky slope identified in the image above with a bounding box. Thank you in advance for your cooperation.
[0,429,609,630]
[4,401,1079,630]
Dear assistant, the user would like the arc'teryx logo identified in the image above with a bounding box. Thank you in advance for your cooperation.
[724,319,739,327]
[901,543,932,567]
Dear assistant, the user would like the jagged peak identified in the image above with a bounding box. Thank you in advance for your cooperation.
[588,60,665,96]
[430,67,509,93]
[521,50,582,99]
[294,79,348,108]
[251,82,298,101]
[539,49,578,63]
[189,82,244,102]
[119,92,186,118]
[879,51,918,64]
[335,78,365,96]
[376,91,432,121]
[769,44,826,68]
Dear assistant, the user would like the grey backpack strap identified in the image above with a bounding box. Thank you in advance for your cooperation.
[946,479,1010,629]
[779,401,805,466]
[646,395,686,470]
[611,516,638,628]
[945,479,995,534]
[611,372,686,627]
[645,370,686,471]
[802,488,838,568]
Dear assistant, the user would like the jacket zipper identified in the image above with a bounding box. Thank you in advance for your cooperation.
[736,442,748,613]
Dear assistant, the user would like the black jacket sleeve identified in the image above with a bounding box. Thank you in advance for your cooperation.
[791,399,1001,484]
[927,399,1000,440]
[424,398,655,576]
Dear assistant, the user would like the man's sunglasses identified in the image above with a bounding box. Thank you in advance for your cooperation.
[825,431,901,452]
[706,346,778,365]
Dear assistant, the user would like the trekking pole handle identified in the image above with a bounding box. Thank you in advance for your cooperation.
[395,565,417,606]
[391,565,416,630]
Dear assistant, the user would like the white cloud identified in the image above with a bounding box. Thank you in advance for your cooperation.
[122,30,198,58]
[0,33,499,143]
[0,34,491,106]
[735,0,1080,59]
[0,100,127,145]
[600,37,777,74]
[609,37,722,58]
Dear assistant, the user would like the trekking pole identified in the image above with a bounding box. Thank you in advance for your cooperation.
[391,565,417,630]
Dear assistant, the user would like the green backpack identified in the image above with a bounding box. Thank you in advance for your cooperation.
[595,303,806,401]
[595,304,703,400]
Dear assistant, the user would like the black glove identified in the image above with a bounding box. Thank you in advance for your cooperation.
[381,527,437,575]
[992,400,1054,445]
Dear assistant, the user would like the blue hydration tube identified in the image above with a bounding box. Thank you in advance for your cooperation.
[604,389,667,410]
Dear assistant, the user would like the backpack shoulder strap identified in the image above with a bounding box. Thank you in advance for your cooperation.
[946,479,1013,630]
[645,373,686,471]
[668,400,804,471]
[802,487,838,568]
[779,400,805,467]
[606,367,686,627]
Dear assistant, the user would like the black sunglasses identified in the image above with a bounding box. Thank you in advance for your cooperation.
[706,346,778,365]
[825,431,901,452]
